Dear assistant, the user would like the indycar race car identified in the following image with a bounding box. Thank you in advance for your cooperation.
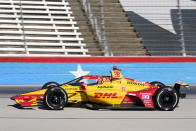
[11,66,188,111]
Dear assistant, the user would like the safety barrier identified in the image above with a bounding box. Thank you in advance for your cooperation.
[0,56,196,85]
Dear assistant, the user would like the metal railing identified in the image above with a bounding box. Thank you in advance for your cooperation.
[177,0,186,56]
[82,0,113,56]
[19,0,28,55]
[120,0,196,56]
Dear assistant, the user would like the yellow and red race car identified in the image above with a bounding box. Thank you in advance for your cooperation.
[11,67,188,111]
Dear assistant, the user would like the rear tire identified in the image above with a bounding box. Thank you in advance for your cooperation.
[150,81,165,88]
[42,82,59,89]
[153,87,179,111]
[44,86,68,110]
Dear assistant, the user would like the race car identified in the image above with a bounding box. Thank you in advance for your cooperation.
[10,66,188,111]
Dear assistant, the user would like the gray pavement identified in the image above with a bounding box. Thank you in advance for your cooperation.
[0,98,196,131]
[0,86,196,131]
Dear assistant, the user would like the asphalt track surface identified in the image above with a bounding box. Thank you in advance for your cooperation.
[0,86,196,131]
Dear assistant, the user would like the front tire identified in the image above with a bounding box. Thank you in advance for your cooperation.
[153,87,179,111]
[44,86,68,110]
[42,82,59,89]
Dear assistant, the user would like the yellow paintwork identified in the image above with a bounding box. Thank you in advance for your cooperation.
[21,89,47,95]
[28,98,38,106]
[19,77,151,105]
[15,99,24,104]
[60,78,151,104]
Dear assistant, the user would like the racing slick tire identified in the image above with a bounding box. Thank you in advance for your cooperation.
[153,87,179,111]
[42,82,59,89]
[150,81,165,88]
[44,86,68,110]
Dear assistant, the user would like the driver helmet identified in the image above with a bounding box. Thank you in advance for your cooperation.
[113,66,119,71]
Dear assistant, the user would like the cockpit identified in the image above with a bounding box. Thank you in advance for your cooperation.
[65,76,111,86]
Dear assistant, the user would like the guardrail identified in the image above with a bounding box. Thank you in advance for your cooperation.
[0,56,196,85]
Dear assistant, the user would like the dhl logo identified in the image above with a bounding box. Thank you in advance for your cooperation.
[94,93,118,98]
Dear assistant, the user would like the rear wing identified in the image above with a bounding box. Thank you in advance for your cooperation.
[173,81,190,98]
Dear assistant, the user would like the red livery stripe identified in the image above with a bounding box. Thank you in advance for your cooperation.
[0,56,196,63]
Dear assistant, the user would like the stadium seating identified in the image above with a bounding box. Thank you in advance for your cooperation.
[2,0,195,56]
[67,0,104,56]
[120,0,196,56]
[68,0,149,56]
[0,0,89,56]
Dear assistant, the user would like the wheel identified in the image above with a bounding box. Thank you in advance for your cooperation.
[44,86,68,110]
[153,87,179,111]
[42,82,59,89]
[150,81,165,88]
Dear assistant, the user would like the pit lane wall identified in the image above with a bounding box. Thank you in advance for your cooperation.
[0,57,196,85]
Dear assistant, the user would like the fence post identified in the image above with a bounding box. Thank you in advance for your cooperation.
[19,0,28,55]
[177,0,186,56]
[82,0,112,56]
[100,0,113,56]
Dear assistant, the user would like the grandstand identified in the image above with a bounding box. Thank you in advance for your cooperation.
[121,0,196,56]
[0,0,195,56]
[67,0,149,56]
[0,0,88,56]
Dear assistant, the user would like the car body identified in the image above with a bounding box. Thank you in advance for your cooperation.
[11,67,188,111]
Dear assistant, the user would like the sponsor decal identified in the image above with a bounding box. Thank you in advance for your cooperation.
[94,93,118,98]
[128,93,136,96]
[98,86,113,88]
[142,95,150,99]
[143,100,151,104]
[102,78,107,81]
[130,80,150,86]
[134,80,146,84]
[121,87,126,91]
[127,81,145,86]
[65,88,78,90]
[140,93,152,95]
[39,96,44,99]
